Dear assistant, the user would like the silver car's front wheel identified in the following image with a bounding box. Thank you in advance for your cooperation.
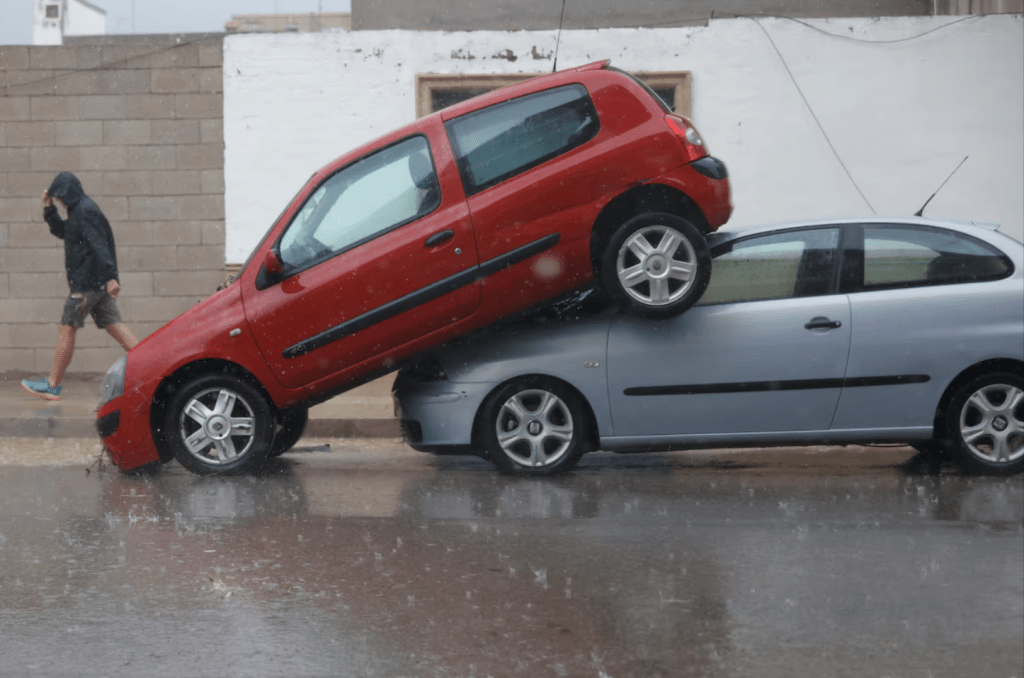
[480,377,589,475]
[948,373,1024,475]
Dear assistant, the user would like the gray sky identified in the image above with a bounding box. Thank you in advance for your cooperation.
[0,0,352,45]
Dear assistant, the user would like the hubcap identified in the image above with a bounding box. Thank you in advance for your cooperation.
[179,387,257,465]
[616,225,697,307]
[495,389,574,468]
[959,384,1024,464]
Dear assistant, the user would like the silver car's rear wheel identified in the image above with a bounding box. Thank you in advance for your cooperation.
[480,377,589,475]
[947,373,1024,475]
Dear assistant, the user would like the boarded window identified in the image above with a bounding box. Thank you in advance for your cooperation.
[416,71,691,118]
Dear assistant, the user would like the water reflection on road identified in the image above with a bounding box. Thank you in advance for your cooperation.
[0,445,1021,677]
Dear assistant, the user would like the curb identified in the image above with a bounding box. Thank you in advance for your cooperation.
[3,371,401,440]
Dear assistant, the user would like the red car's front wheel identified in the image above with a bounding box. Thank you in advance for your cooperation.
[163,374,275,475]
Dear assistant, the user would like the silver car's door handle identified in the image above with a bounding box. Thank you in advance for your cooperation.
[805,317,842,330]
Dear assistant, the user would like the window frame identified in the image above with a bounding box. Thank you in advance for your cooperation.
[415,70,692,119]
[268,133,441,282]
[839,223,1015,294]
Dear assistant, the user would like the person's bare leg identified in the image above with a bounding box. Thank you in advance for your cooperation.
[105,322,139,351]
[49,325,76,388]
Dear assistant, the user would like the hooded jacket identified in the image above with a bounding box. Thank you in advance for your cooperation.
[44,172,120,293]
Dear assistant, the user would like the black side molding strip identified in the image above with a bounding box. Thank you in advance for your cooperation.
[283,233,561,359]
[624,374,929,397]
[477,233,560,278]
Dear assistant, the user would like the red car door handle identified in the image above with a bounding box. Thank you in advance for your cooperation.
[805,317,842,330]
[425,230,454,248]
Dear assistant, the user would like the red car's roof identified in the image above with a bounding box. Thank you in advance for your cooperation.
[309,59,615,186]
[436,59,611,122]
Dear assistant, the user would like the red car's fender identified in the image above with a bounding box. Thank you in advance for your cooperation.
[99,285,290,470]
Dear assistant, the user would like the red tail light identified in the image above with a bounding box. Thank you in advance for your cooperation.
[664,114,708,164]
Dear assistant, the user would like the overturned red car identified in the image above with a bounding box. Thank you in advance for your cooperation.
[96,59,733,474]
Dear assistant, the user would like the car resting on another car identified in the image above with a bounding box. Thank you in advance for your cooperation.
[394,217,1024,476]
[95,59,733,474]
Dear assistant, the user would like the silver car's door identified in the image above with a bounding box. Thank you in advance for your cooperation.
[607,226,851,436]
[832,223,1021,431]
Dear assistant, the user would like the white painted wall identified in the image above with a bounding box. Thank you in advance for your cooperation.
[224,16,1024,263]
[33,0,63,45]
[65,0,106,37]
[33,0,107,45]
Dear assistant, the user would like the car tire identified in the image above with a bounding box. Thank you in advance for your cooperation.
[269,406,309,457]
[163,374,274,475]
[479,377,589,475]
[945,372,1024,475]
[600,212,712,318]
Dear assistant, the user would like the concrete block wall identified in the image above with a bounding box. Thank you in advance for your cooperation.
[0,34,225,376]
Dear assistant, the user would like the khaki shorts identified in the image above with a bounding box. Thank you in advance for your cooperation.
[61,290,122,329]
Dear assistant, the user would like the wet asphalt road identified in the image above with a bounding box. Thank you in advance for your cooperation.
[1,439,1022,678]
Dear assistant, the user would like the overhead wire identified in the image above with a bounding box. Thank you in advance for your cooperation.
[767,13,983,44]
[2,33,221,97]
[622,12,984,43]
[746,17,877,213]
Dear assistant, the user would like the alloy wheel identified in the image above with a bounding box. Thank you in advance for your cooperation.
[495,389,575,469]
[616,224,698,307]
[959,383,1024,464]
[178,386,257,466]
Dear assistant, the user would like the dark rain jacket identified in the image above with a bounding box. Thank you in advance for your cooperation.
[43,172,120,293]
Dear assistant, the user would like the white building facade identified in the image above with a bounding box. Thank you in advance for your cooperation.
[223,15,1024,262]
[33,0,107,45]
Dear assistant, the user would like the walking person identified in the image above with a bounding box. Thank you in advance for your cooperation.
[21,172,139,401]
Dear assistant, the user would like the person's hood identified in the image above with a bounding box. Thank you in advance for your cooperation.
[48,171,85,209]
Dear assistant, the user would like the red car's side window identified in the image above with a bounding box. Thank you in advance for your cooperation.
[445,84,599,196]
[277,135,440,273]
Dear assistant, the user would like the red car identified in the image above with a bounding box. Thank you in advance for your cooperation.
[96,59,733,474]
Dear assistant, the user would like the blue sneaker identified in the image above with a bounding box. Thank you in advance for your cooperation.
[21,377,62,401]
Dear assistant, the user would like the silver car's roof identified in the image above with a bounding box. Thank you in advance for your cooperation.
[707,216,1010,249]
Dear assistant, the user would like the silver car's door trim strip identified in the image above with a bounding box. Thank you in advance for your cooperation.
[623,374,929,397]
[282,233,561,358]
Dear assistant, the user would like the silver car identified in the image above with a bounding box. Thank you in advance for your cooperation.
[394,217,1024,475]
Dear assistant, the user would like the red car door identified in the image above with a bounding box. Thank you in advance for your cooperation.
[443,78,670,315]
[241,130,479,390]
[443,83,608,313]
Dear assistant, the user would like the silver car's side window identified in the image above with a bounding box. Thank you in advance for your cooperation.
[699,227,840,305]
[278,135,440,272]
[862,225,1011,289]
